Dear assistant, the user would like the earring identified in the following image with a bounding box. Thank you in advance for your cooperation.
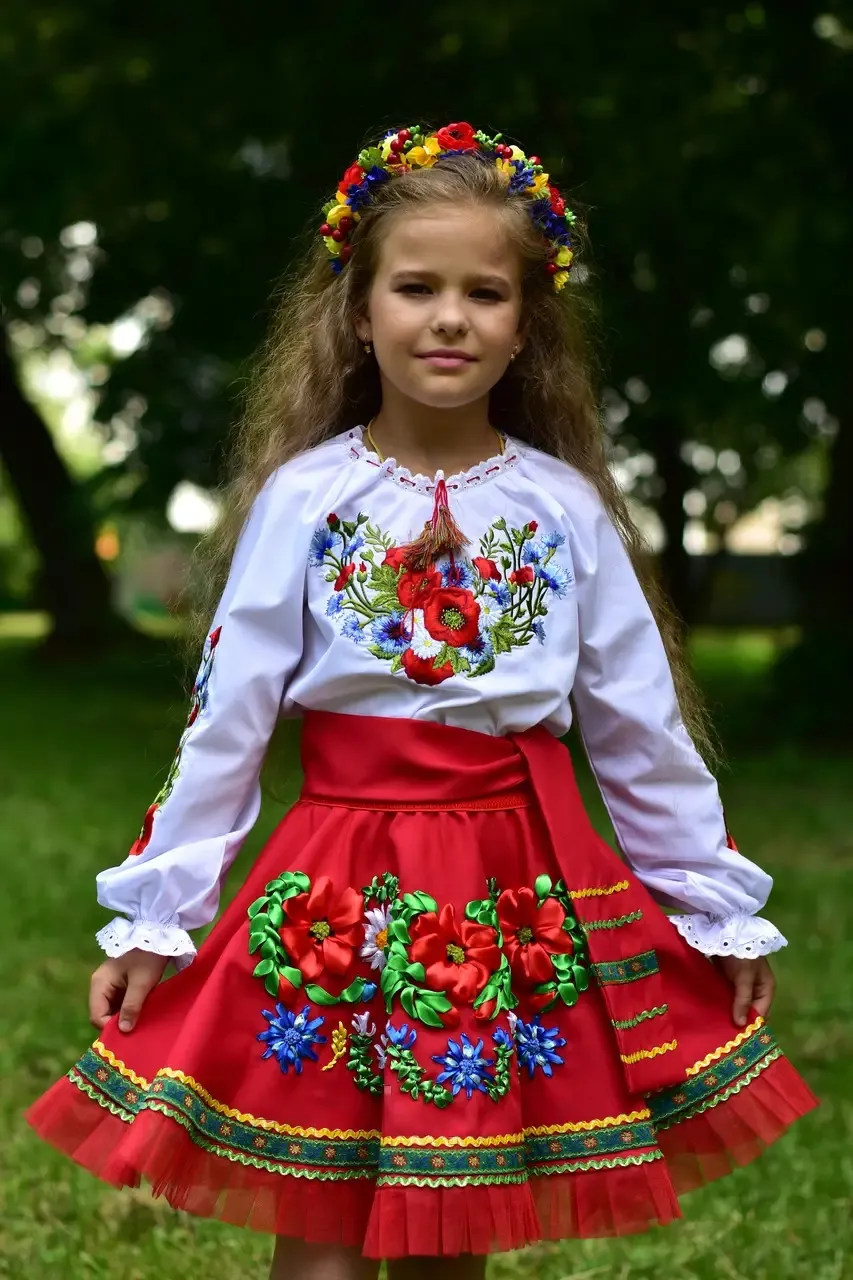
[364,341,373,356]
[510,348,518,362]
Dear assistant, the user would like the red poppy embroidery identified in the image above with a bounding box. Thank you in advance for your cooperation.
[423,588,481,648]
[334,563,356,591]
[497,887,575,986]
[509,565,535,586]
[473,556,501,581]
[397,568,441,609]
[402,650,455,685]
[279,877,363,983]
[409,905,502,1003]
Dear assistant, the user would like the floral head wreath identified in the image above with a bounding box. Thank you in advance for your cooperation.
[319,121,578,292]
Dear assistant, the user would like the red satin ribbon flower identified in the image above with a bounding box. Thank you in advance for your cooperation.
[279,876,363,982]
[497,886,575,986]
[409,904,502,1003]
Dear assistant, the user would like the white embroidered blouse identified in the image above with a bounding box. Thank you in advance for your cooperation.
[96,426,786,970]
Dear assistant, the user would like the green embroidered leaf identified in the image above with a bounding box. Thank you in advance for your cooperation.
[281,965,303,988]
[415,990,453,1011]
[469,654,496,679]
[266,902,284,929]
[389,654,404,674]
[534,873,553,899]
[253,958,275,977]
[368,643,389,660]
[414,1000,445,1028]
[247,897,267,919]
[304,983,342,1006]
[400,986,417,1018]
[325,569,338,583]
[558,981,580,1007]
[264,971,279,997]
[445,647,471,676]
[371,592,402,613]
[370,563,399,592]
[490,618,515,655]
[404,962,426,982]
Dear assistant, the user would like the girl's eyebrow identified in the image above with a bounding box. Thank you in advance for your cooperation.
[388,269,513,290]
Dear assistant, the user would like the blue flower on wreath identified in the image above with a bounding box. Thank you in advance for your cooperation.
[326,592,345,617]
[530,199,571,245]
[385,1021,417,1049]
[346,166,391,211]
[514,1016,566,1079]
[310,526,338,567]
[258,1004,327,1075]
[435,554,474,590]
[341,615,365,644]
[507,161,536,195]
[432,1034,496,1099]
[370,611,412,657]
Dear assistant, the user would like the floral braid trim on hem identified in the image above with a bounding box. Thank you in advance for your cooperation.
[648,1021,781,1131]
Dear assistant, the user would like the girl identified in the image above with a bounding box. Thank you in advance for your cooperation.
[27,123,816,1280]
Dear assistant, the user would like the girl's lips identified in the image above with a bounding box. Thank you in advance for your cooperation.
[418,352,477,369]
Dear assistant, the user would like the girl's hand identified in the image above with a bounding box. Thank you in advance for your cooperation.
[89,949,169,1033]
[718,955,775,1027]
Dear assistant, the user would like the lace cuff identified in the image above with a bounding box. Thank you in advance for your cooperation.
[96,917,197,971]
[669,912,787,959]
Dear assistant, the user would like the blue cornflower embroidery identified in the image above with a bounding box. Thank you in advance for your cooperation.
[435,554,474,590]
[432,1034,496,1099]
[521,539,547,569]
[326,593,345,617]
[514,1016,566,1078]
[258,1004,327,1075]
[341,615,365,644]
[533,620,546,644]
[489,582,512,609]
[537,565,573,598]
[310,527,338,567]
[544,530,566,551]
[461,633,494,666]
[370,611,412,657]
[343,531,365,560]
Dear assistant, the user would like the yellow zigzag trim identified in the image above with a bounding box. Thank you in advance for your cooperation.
[92,1041,150,1089]
[685,1016,765,1076]
[570,880,629,899]
[382,1132,522,1148]
[524,1109,651,1135]
[620,1040,678,1064]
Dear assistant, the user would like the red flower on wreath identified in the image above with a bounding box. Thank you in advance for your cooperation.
[334,563,356,591]
[423,588,481,647]
[402,649,455,686]
[338,163,364,194]
[509,566,535,587]
[409,905,501,1003]
[496,887,575,986]
[549,185,567,216]
[397,568,441,609]
[279,876,363,983]
[435,122,479,152]
[473,556,501,582]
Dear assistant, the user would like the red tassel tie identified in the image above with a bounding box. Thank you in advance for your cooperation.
[401,479,470,572]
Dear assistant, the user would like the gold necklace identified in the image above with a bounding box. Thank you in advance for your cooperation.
[364,419,505,465]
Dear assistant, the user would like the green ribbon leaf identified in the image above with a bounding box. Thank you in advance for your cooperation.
[266,902,284,930]
[281,965,303,988]
[558,981,579,1007]
[304,983,343,1006]
[264,971,279,997]
[253,958,274,977]
[404,962,426,982]
[247,897,267,919]
[414,1000,446,1029]
[400,986,417,1018]
[415,990,453,1012]
[534,873,553,899]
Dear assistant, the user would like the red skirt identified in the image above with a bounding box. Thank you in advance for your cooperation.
[26,712,817,1258]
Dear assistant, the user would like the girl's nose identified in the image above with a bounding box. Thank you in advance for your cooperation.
[431,292,469,336]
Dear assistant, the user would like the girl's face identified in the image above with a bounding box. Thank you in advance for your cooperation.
[359,204,524,412]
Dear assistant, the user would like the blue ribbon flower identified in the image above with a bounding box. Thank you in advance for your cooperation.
[257,1004,327,1075]
[432,1033,496,1098]
[514,1016,566,1078]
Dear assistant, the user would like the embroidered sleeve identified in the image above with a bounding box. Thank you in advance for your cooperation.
[568,485,786,955]
[95,466,311,967]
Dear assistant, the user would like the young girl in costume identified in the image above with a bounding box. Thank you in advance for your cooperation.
[27,122,816,1279]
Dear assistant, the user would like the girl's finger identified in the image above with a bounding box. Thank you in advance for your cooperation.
[731,969,755,1027]
[89,972,123,1030]
[752,965,775,1019]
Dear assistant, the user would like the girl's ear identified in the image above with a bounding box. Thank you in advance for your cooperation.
[354,310,372,345]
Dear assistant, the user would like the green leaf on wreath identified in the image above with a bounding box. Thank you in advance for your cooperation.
[284,871,310,892]
[248,897,267,919]
[370,563,399,592]
[248,933,264,955]
[573,965,590,990]
[489,617,515,654]
[386,951,409,971]
[473,984,499,1008]
[260,938,279,961]
[368,643,389,660]
[534,873,553,899]
[404,962,426,981]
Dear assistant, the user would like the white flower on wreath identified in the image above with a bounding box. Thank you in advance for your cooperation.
[477,595,503,632]
[361,903,392,971]
[410,610,444,661]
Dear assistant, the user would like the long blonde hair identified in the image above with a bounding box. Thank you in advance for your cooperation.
[192,152,716,761]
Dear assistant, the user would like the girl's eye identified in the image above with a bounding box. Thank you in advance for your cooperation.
[397,283,431,295]
[471,288,503,301]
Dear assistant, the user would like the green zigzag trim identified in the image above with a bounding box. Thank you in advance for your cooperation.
[611,1004,669,1031]
[584,910,644,932]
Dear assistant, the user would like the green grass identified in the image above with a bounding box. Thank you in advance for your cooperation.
[0,633,849,1279]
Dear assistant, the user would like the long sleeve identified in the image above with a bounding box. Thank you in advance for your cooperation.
[96,464,312,968]
[568,485,786,959]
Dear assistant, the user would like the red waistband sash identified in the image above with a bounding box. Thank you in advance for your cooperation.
[300,710,685,1095]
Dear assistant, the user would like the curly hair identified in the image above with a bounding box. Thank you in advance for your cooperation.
[191,151,716,761]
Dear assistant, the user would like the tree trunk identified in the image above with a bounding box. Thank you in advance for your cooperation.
[652,419,695,625]
[0,328,130,655]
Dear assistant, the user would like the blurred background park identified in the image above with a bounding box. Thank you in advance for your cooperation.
[0,3,851,1277]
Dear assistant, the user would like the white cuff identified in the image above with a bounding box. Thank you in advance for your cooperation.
[96,917,197,971]
[669,912,787,959]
